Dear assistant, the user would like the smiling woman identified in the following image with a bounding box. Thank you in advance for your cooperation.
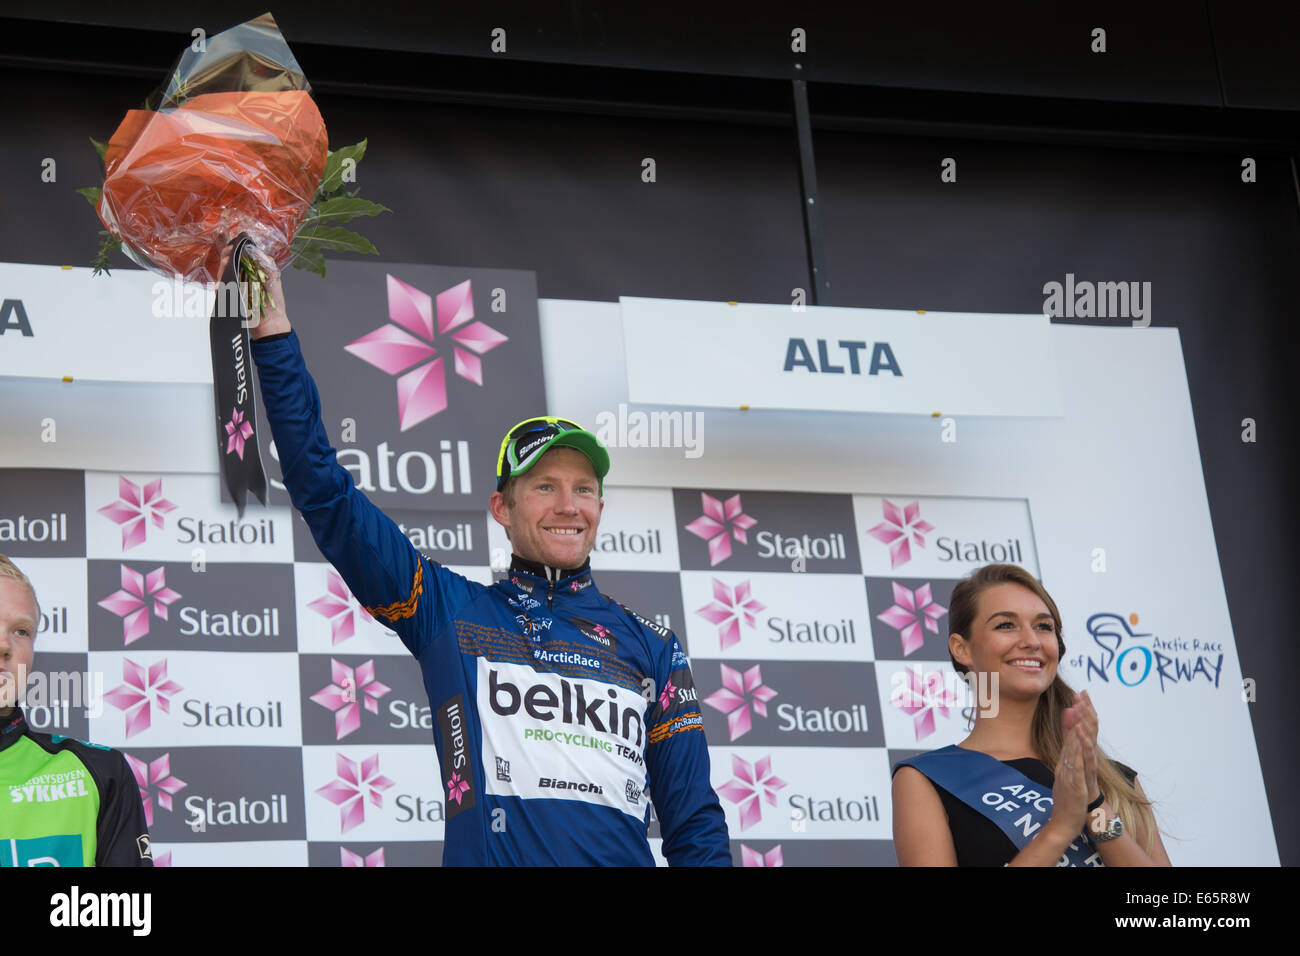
[891,564,1172,867]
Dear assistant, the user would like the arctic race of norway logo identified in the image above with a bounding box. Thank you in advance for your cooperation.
[1076,612,1224,692]
[345,275,508,431]
[97,477,178,551]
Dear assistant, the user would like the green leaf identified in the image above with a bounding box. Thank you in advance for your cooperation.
[318,139,368,197]
[303,196,390,226]
[89,137,108,161]
[75,186,102,209]
[290,243,327,277]
[293,224,378,255]
[90,230,121,277]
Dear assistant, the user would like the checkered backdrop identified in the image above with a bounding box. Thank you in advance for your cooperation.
[0,259,1275,865]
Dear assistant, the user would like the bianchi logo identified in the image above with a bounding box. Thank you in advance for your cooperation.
[539,777,603,794]
[625,779,642,805]
[496,757,511,782]
[345,275,509,430]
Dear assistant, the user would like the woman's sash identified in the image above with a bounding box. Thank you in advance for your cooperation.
[896,745,1103,867]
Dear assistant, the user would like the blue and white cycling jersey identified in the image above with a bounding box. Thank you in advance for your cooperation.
[253,331,730,866]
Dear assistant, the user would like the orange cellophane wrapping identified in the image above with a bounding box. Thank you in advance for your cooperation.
[98,90,327,284]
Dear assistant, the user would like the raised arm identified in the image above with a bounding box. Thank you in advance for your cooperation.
[248,265,481,655]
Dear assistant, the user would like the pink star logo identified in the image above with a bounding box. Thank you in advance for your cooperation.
[316,753,396,833]
[310,658,392,739]
[307,570,376,645]
[104,658,183,738]
[717,753,787,831]
[657,678,678,712]
[446,770,471,805]
[684,492,757,566]
[345,276,508,431]
[695,578,766,651]
[341,847,386,867]
[97,564,182,645]
[869,499,934,569]
[891,664,958,741]
[876,582,948,656]
[97,476,178,551]
[224,407,254,459]
[704,663,778,741]
[741,844,784,867]
[123,752,187,828]
[152,851,172,867]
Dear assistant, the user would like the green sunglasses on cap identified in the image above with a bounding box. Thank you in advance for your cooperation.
[495,416,610,493]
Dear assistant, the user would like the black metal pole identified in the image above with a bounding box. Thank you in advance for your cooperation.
[792,76,830,305]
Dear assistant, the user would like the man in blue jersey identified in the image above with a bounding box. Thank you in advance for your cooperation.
[249,265,730,866]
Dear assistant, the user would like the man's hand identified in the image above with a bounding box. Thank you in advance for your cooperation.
[217,243,291,339]
[248,257,290,339]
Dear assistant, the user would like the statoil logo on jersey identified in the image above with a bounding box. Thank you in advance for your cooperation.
[438,694,475,817]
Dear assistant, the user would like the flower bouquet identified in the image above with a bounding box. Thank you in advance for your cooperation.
[78,12,388,513]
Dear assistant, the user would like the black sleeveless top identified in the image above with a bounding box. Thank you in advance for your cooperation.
[923,756,1137,866]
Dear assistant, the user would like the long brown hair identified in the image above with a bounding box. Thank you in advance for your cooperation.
[947,564,1156,853]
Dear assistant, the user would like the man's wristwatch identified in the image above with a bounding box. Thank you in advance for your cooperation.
[1092,815,1124,843]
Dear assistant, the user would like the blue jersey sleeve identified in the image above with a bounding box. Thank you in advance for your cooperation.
[251,331,482,656]
[644,632,732,866]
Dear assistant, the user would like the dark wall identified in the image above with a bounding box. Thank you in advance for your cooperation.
[8,1,1300,109]
[0,9,1295,864]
